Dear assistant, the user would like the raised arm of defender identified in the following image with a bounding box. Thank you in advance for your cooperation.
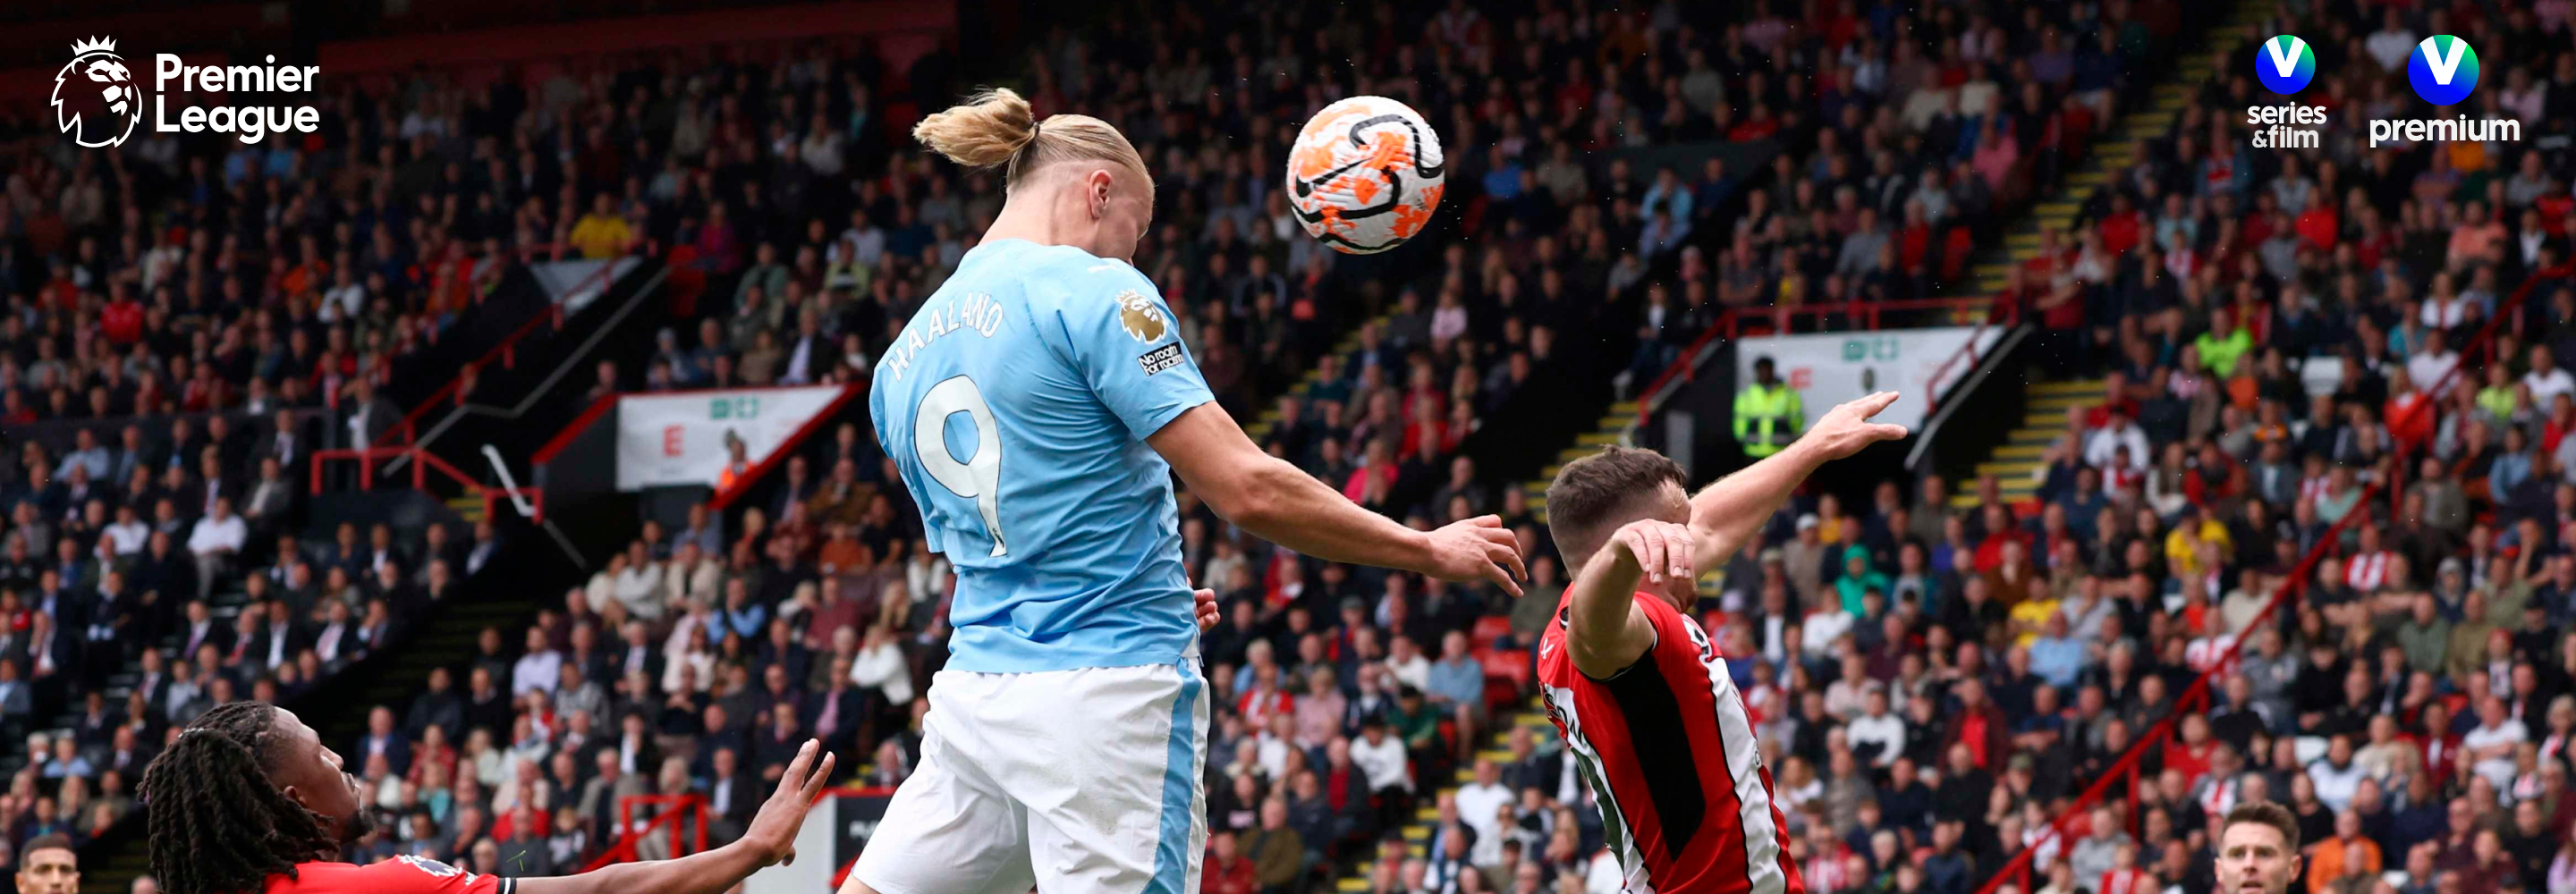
[518,741,835,894]
[1687,391,1910,574]
[1563,519,1693,679]
[1150,402,1527,595]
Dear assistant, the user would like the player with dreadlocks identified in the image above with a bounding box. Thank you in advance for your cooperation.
[140,700,835,894]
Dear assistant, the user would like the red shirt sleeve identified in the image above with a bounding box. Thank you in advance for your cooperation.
[284,857,513,894]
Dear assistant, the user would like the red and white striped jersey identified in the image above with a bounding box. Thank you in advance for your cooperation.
[1537,589,1805,894]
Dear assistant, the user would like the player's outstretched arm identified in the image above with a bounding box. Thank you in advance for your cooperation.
[517,740,835,894]
[1687,391,1909,572]
[1151,403,1526,595]
[1564,520,1690,679]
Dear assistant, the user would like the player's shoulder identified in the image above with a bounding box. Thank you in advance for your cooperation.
[1013,242,1160,306]
[1533,595,1585,684]
[1017,248,1177,350]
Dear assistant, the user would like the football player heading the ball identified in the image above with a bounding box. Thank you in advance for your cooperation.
[849,88,1518,894]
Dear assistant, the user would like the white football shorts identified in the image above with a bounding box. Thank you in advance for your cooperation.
[849,659,1211,894]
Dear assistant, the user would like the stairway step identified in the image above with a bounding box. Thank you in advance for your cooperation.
[1576,432,1622,447]
[2029,380,2107,395]
[2010,428,2063,444]
[1610,401,1639,415]
[1993,444,2048,460]
[1977,461,2046,477]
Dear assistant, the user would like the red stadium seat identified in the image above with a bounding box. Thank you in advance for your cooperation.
[1470,615,1513,647]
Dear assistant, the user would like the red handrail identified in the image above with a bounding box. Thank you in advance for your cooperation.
[309,446,543,523]
[580,794,708,873]
[1969,263,2576,894]
[530,392,623,467]
[1918,299,2022,416]
[1637,297,2007,426]
[389,240,657,444]
[389,302,566,442]
[2382,261,2576,516]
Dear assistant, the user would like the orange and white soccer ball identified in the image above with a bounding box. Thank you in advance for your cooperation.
[1285,96,1445,254]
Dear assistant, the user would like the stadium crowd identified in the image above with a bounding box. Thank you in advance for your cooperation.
[1965,7,2576,894]
[25,0,2576,894]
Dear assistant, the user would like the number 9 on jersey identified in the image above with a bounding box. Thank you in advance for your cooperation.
[915,375,1008,556]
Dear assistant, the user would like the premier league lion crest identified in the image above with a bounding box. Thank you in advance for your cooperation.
[55,36,141,148]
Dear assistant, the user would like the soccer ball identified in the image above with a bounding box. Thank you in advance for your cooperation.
[1285,96,1446,255]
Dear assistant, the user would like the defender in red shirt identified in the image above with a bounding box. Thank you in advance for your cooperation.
[1537,391,1906,894]
[136,701,835,894]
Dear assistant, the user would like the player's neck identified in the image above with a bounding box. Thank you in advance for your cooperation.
[980,190,1099,257]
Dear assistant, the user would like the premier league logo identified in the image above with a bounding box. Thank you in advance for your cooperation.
[53,36,141,148]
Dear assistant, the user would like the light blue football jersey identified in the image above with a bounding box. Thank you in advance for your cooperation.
[869,238,1215,673]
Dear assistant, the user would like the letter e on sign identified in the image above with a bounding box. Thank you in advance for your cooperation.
[664,426,684,457]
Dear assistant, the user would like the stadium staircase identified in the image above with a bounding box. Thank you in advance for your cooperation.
[446,495,490,526]
[1953,378,2106,512]
[1962,0,2275,302]
[1938,0,2268,508]
[1529,402,1642,533]
[1243,317,1395,444]
[1326,708,1559,891]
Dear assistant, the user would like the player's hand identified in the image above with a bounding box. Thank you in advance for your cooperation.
[741,738,835,866]
[1194,587,1221,631]
[1804,391,1911,460]
[1604,519,1695,585]
[1422,515,1527,598]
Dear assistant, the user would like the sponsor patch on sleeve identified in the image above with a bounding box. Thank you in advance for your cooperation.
[1137,342,1186,375]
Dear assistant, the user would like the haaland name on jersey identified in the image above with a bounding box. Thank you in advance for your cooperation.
[883,291,1006,384]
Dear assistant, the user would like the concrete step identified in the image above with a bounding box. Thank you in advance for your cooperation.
[2029,380,2107,396]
